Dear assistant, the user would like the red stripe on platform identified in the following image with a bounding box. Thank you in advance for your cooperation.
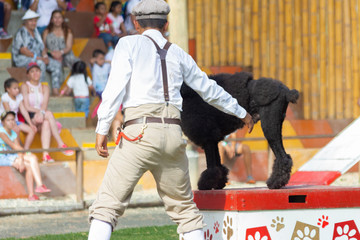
[193,186,360,211]
[287,171,342,186]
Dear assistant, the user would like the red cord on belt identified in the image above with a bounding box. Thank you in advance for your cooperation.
[115,124,147,145]
[115,132,143,145]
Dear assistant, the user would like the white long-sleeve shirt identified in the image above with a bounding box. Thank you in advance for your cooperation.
[96,29,247,135]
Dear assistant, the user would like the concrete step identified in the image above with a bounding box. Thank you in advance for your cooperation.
[53,112,86,129]
[69,128,116,160]
[48,96,75,112]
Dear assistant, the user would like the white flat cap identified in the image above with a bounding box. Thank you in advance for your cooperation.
[22,9,40,20]
[132,0,170,20]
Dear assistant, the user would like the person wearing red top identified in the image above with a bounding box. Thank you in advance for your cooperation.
[94,2,119,49]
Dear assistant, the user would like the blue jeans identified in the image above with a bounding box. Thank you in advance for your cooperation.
[98,33,119,47]
[74,97,90,118]
[37,26,47,36]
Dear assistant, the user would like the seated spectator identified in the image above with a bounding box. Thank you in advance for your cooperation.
[0,0,11,38]
[0,111,51,201]
[124,0,141,35]
[107,1,127,39]
[43,10,79,68]
[94,2,119,49]
[21,62,74,163]
[60,61,94,118]
[218,132,256,184]
[91,49,110,98]
[29,0,66,35]
[0,78,37,149]
[12,10,63,96]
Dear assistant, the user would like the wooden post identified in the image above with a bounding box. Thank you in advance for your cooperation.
[228,0,236,65]
[204,0,212,66]
[188,0,195,40]
[343,0,352,118]
[168,0,189,52]
[252,0,260,78]
[319,0,327,119]
[260,0,268,77]
[328,0,336,119]
[235,0,243,66]
[351,0,360,117]
[212,0,220,66]
[302,0,310,119]
[285,0,293,89]
[76,150,84,204]
[220,0,228,66]
[310,0,319,119]
[335,0,343,119]
[268,0,277,79]
[278,0,285,82]
[293,0,302,92]
[195,0,204,66]
[243,0,252,67]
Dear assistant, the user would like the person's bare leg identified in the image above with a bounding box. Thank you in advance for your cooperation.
[24,164,35,197]
[44,111,64,147]
[41,120,51,157]
[24,153,43,187]
[52,88,59,96]
[18,124,36,150]
[241,144,252,177]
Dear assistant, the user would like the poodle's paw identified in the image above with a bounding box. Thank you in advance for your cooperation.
[266,156,293,189]
[198,165,229,190]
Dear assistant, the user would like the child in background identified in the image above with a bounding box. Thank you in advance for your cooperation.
[94,2,119,49]
[107,1,127,39]
[0,111,51,201]
[0,78,37,149]
[91,49,110,98]
[60,61,94,118]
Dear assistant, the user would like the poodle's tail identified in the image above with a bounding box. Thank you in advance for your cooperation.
[286,89,299,103]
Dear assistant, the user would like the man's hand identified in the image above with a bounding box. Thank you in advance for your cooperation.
[241,113,254,133]
[96,133,109,158]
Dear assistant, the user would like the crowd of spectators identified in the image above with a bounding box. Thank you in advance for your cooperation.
[1,0,137,201]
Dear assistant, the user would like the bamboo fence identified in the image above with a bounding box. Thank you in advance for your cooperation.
[187,0,360,120]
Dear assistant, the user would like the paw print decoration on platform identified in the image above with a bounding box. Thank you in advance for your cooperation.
[204,229,213,240]
[223,216,234,240]
[291,221,319,240]
[213,221,220,234]
[317,215,329,228]
[332,220,360,240]
[270,216,285,232]
[246,226,271,240]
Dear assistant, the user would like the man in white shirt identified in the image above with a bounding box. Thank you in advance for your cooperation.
[88,0,254,240]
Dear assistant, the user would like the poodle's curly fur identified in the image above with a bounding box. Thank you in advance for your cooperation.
[180,72,299,190]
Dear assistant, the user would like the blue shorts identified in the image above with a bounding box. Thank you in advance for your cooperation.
[0,153,18,166]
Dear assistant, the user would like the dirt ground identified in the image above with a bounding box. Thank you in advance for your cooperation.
[0,207,173,239]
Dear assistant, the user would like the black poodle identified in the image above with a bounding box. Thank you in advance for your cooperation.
[180,72,299,190]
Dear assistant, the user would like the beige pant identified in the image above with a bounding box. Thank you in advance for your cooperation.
[89,104,204,234]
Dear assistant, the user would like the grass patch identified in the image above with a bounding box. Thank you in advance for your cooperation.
[4,225,178,240]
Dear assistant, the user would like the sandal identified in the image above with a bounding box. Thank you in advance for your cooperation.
[42,154,55,163]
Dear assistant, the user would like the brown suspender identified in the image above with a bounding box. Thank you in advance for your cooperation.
[144,35,172,102]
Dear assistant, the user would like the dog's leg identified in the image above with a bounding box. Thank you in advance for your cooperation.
[197,142,229,190]
[259,98,293,189]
